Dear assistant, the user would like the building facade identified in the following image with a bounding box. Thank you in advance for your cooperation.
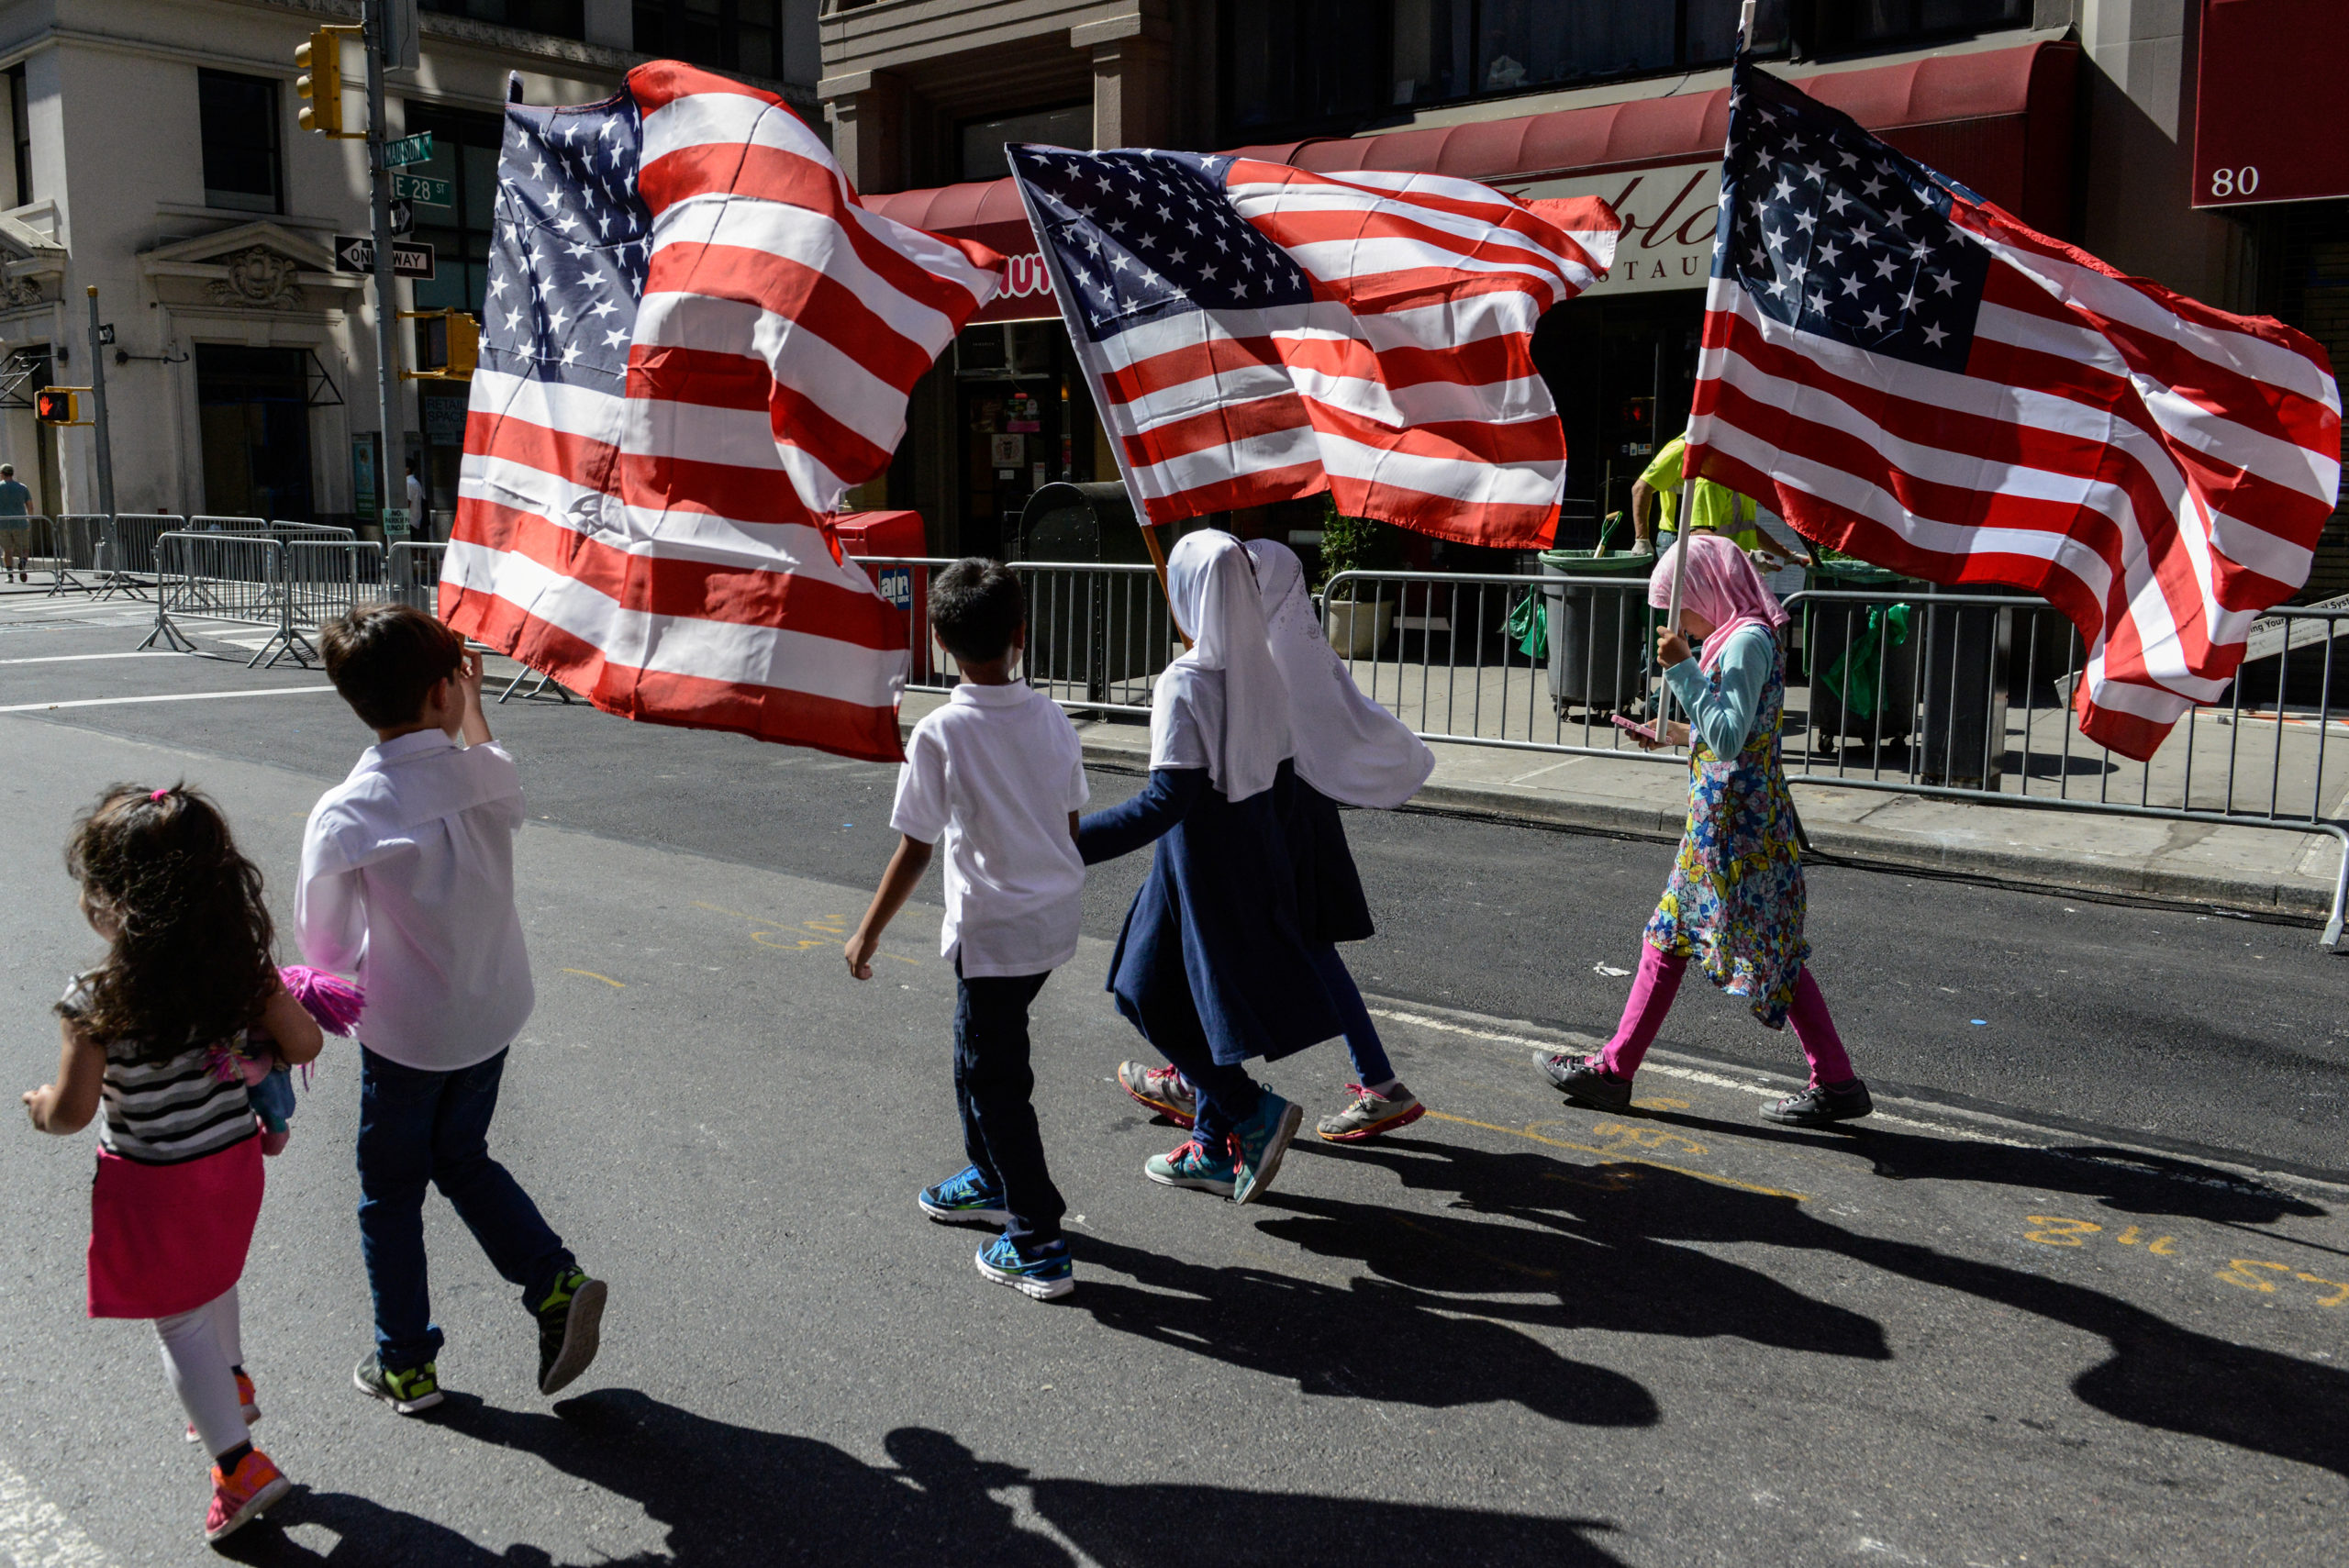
[822,0,2349,597]
[0,0,820,528]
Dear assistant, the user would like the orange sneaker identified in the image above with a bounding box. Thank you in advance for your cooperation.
[184,1369,260,1442]
[205,1447,291,1542]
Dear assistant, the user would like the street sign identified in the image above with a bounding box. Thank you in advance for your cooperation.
[383,130,434,168]
[382,506,412,543]
[390,172,452,206]
[388,199,414,237]
[333,235,436,280]
[95,324,114,346]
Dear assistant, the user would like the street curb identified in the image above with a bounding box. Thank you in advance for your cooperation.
[1072,733,2340,927]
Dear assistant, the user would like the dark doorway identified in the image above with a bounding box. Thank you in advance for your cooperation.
[196,344,313,521]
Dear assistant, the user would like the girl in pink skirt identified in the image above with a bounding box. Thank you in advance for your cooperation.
[21,784,323,1543]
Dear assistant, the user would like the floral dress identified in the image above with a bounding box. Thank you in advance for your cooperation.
[1642,635,1808,1028]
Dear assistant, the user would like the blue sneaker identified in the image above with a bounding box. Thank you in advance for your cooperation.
[918,1165,1008,1226]
[974,1234,1074,1300]
[1143,1138,1236,1197]
[1230,1092,1304,1206]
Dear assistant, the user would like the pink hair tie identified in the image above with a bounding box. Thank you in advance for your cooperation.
[150,788,170,801]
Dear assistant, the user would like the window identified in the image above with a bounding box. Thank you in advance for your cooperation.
[419,0,585,39]
[960,104,1090,181]
[402,105,506,320]
[198,70,282,214]
[634,0,782,79]
[1811,0,2029,52]
[1227,0,1792,139]
[6,65,29,206]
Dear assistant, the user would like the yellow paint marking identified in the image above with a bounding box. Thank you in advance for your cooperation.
[1421,1110,1809,1201]
[558,969,626,988]
[2296,1273,2349,1307]
[2116,1225,2143,1245]
[2023,1217,2101,1247]
[2148,1236,2178,1255]
[2215,1258,2291,1293]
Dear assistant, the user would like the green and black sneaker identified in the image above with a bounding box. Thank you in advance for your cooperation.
[353,1354,444,1415]
[536,1268,607,1396]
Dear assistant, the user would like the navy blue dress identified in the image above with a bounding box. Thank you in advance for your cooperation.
[1079,760,1353,1067]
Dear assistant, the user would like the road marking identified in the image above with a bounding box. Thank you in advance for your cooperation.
[1422,1109,1810,1201]
[0,651,188,665]
[0,686,332,713]
[0,1454,114,1566]
[559,968,626,987]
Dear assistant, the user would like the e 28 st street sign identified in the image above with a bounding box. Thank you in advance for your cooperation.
[390,172,452,206]
[333,236,436,280]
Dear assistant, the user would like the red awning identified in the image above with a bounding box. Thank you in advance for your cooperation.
[870,37,2077,322]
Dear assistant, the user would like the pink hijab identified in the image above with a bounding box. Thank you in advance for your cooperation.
[1647,531,1789,673]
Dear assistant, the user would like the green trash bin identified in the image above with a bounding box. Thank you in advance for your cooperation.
[1540,548,1658,716]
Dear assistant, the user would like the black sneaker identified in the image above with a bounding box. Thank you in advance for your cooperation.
[1539,1051,1634,1113]
[536,1269,607,1396]
[353,1354,444,1414]
[1762,1079,1874,1127]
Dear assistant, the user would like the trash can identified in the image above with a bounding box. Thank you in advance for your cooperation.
[1801,560,1923,751]
[1540,547,1656,715]
[1018,482,1172,704]
[1916,589,2011,789]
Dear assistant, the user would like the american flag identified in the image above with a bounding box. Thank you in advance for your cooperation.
[1687,58,2342,762]
[441,63,1004,762]
[1007,146,1620,549]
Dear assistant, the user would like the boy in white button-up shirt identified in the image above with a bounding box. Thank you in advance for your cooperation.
[296,605,606,1415]
[847,561,1086,1301]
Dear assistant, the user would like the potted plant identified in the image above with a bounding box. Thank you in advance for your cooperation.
[1316,498,1401,657]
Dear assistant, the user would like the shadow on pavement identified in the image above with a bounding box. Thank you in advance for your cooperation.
[212,1394,1626,1566]
[1264,1137,2349,1477]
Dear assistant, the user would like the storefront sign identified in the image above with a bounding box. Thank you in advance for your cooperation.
[1508,161,1721,295]
[2193,0,2349,207]
[970,250,1059,324]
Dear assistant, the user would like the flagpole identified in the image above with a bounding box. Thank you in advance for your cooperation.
[1656,2,1753,751]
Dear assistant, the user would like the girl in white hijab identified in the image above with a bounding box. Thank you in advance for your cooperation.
[1077,531,1341,1207]
[1125,539,1432,1145]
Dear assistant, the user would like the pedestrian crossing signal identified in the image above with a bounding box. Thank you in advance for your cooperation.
[34,388,78,425]
[396,308,479,381]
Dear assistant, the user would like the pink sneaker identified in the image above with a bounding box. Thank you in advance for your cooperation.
[205,1447,291,1541]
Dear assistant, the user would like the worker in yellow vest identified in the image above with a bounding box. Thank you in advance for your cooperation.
[1632,432,1813,572]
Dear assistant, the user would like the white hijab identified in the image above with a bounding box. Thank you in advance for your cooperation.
[1152,530,1292,803]
[1244,539,1434,809]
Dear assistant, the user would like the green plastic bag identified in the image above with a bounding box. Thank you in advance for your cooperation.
[1507,588,1548,661]
[1821,602,1911,719]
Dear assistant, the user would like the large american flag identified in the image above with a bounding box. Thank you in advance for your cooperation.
[1008,146,1620,549]
[1687,58,2342,762]
[441,63,1003,762]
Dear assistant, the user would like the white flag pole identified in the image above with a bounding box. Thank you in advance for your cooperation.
[1657,0,1758,753]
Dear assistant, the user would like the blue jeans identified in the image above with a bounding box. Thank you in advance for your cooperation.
[1308,945,1395,1086]
[356,1047,573,1373]
[953,962,1065,1251]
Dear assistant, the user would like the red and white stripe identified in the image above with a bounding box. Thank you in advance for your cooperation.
[1688,195,2341,762]
[1032,162,1618,549]
[442,61,1002,762]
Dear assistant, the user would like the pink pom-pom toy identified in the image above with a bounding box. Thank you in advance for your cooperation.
[280,964,364,1037]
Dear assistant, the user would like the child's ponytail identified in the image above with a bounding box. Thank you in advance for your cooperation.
[62,783,281,1063]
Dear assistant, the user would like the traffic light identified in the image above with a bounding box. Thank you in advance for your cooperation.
[34,388,78,425]
[295,26,359,138]
[397,309,479,381]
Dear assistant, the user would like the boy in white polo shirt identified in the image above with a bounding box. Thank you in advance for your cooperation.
[846,560,1086,1301]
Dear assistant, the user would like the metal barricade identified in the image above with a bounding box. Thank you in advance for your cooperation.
[858,557,1173,713]
[386,540,447,614]
[284,538,384,635]
[98,515,187,598]
[139,531,309,668]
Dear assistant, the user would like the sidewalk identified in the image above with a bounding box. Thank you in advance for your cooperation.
[902,690,2347,929]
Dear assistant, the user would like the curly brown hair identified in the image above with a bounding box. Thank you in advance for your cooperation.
[61,783,279,1062]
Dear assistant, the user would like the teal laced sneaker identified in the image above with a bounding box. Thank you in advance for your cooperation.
[1230,1092,1304,1206]
[918,1165,1010,1226]
[1143,1138,1236,1197]
[974,1234,1074,1300]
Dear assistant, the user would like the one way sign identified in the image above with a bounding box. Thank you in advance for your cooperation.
[333,235,436,281]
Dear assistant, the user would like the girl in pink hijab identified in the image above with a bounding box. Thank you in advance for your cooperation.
[1538,531,1873,1128]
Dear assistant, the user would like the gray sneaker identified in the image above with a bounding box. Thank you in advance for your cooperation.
[1540,1051,1634,1113]
[1117,1061,1197,1128]
[1316,1083,1426,1142]
[1762,1079,1874,1127]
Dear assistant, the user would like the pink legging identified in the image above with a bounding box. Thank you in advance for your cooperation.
[1599,942,1856,1086]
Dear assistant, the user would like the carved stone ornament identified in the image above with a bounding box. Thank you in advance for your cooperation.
[208,246,304,311]
[0,276,40,309]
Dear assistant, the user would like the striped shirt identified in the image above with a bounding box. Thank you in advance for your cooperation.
[61,977,259,1165]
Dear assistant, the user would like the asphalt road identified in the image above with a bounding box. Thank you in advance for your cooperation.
[0,598,2343,1566]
